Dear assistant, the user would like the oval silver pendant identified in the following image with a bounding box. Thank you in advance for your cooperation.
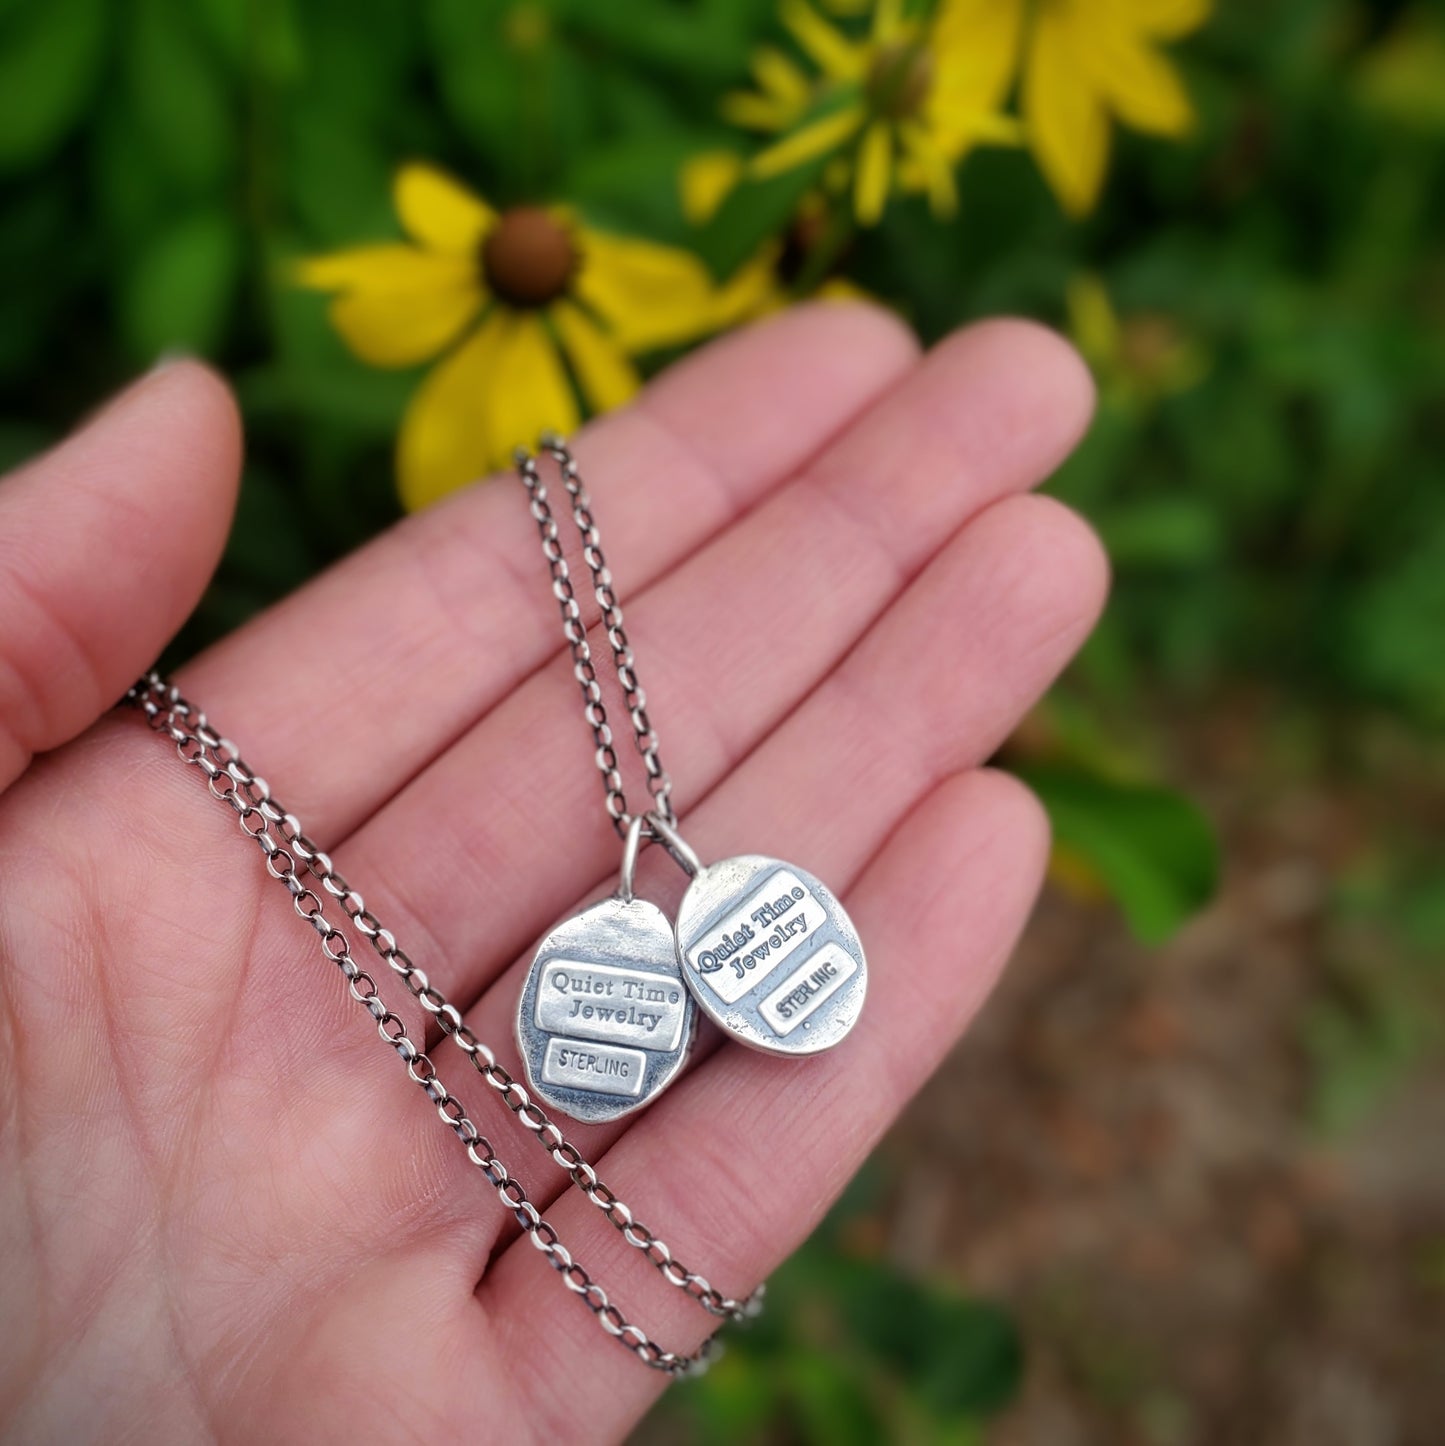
[674,854,866,1056]
[516,895,697,1123]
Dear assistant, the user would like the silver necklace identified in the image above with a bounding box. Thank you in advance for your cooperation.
[512,438,867,1120]
[127,673,761,1377]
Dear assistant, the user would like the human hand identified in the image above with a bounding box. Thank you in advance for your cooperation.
[0,305,1104,1442]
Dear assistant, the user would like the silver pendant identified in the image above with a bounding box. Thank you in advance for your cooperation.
[650,818,867,1057]
[516,820,697,1123]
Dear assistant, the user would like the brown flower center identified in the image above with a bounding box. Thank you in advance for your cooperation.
[481,207,577,308]
[867,42,933,120]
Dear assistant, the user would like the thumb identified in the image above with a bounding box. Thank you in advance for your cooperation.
[0,360,241,792]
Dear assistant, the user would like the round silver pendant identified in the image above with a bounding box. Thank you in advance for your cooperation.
[674,854,866,1056]
[517,895,697,1124]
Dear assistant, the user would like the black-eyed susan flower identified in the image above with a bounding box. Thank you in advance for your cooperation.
[298,164,767,510]
[726,0,1020,226]
[1021,0,1211,215]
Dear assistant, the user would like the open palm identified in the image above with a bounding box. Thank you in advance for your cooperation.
[0,305,1104,1443]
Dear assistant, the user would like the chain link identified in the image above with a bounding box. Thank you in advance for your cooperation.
[515,437,674,836]
[126,671,763,1377]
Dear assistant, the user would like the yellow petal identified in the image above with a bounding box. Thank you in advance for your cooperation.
[397,311,505,510]
[708,250,788,330]
[552,301,641,414]
[1065,272,1121,366]
[749,104,864,179]
[898,127,959,216]
[919,0,1025,164]
[573,232,732,352]
[753,43,812,106]
[397,310,579,510]
[780,0,866,80]
[328,283,482,369]
[480,312,580,468]
[679,150,745,225]
[1025,6,1111,214]
[871,0,905,43]
[969,111,1026,145]
[816,275,879,304]
[930,0,1025,110]
[294,244,449,291]
[296,244,482,367]
[393,163,496,255]
[925,88,1025,161]
[1118,0,1211,40]
[853,120,893,225]
[721,91,799,131]
[1097,29,1196,136]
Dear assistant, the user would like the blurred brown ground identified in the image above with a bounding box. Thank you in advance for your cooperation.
[873,689,1445,1445]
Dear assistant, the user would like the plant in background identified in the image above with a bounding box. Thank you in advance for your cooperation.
[289,0,1223,952]
[295,1,1214,510]
[677,153,875,315]
[299,163,767,509]
[725,0,1020,225]
[1066,272,1208,412]
[654,1170,1024,1443]
[1019,0,1211,214]
[691,0,1210,301]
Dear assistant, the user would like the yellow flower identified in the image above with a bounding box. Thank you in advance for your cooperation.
[297,164,766,510]
[729,0,1020,226]
[1023,0,1211,215]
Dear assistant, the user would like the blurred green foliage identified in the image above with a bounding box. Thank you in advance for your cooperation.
[1,0,1442,1436]
[653,1169,1022,1444]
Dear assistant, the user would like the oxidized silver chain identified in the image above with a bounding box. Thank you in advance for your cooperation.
[511,440,868,1125]
[516,434,674,836]
[127,671,762,1377]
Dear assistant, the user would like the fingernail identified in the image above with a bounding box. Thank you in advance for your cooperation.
[150,349,195,374]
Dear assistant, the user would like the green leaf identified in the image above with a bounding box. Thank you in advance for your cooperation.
[1021,766,1220,944]
[195,0,302,84]
[563,135,707,241]
[832,1261,1023,1418]
[665,1347,781,1445]
[788,1349,884,1444]
[562,0,754,83]
[0,0,106,170]
[121,210,242,359]
[1095,496,1224,569]
[90,97,173,250]
[1305,990,1419,1136]
[0,185,71,378]
[221,466,319,592]
[691,92,858,280]
[125,0,235,189]
[425,0,538,194]
[1339,509,1445,723]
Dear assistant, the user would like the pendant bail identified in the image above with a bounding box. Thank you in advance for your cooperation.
[616,811,703,903]
[643,810,703,879]
[616,813,648,902]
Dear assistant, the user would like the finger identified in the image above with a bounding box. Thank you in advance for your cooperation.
[452,493,1106,1244]
[0,362,240,792]
[479,767,1052,1436]
[324,321,1094,1021]
[177,303,920,832]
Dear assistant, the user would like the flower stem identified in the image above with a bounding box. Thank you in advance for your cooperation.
[789,203,856,297]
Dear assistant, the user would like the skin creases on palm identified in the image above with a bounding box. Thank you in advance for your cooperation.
[0,304,1105,1444]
